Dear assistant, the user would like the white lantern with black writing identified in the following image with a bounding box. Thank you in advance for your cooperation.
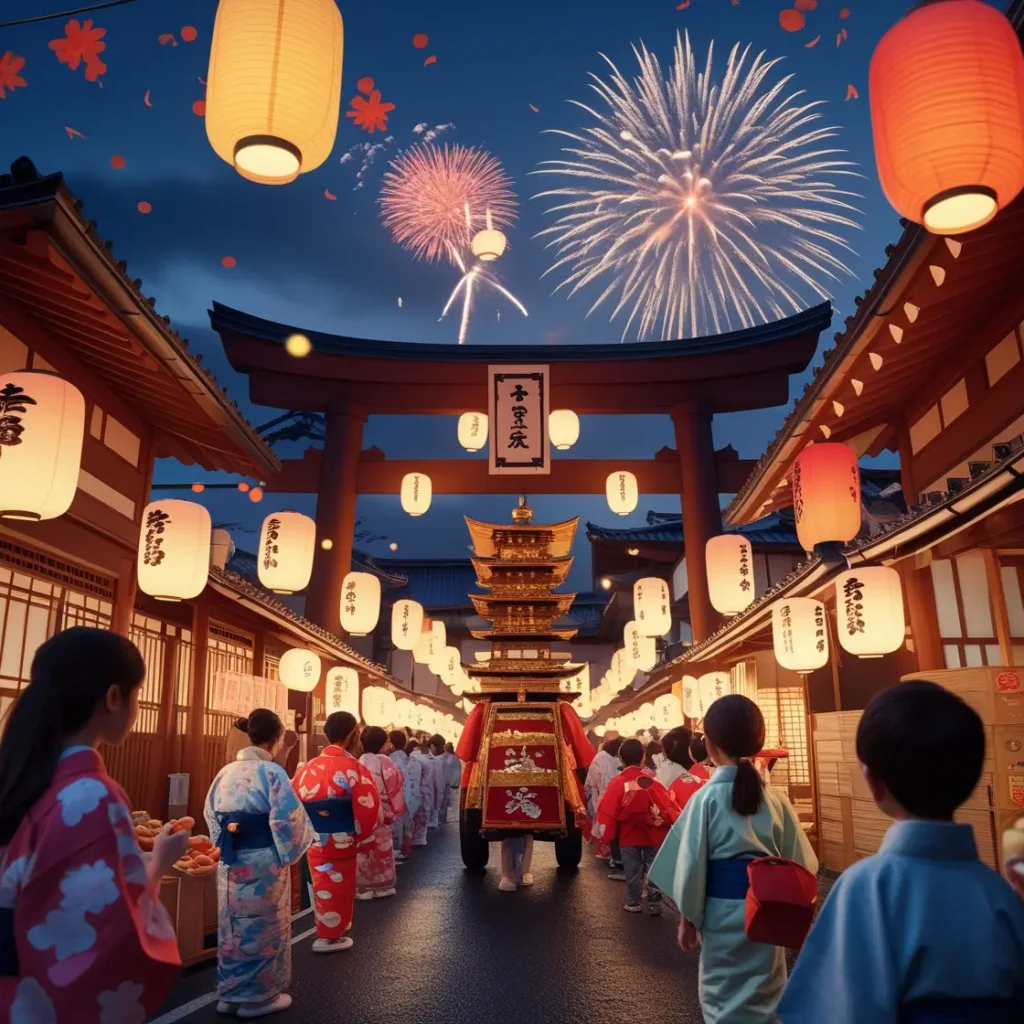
[426,620,447,674]
[573,664,593,718]
[412,624,433,666]
[457,413,488,453]
[611,649,637,691]
[395,696,416,726]
[697,671,731,719]
[339,571,381,636]
[654,692,683,731]
[793,442,861,552]
[606,470,639,517]
[634,577,672,637]
[441,646,463,689]
[400,472,432,516]
[707,534,755,615]
[362,685,387,723]
[681,675,698,719]
[391,599,424,651]
[137,499,212,601]
[772,598,829,673]
[835,567,905,657]
[623,620,658,673]
[257,511,316,594]
[326,666,359,716]
[280,648,322,693]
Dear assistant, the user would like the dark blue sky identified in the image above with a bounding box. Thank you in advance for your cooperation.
[3,0,968,585]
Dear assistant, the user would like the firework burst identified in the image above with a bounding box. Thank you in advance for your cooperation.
[533,32,861,341]
[380,144,518,264]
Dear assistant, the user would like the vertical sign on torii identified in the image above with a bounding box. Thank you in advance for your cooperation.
[488,365,551,475]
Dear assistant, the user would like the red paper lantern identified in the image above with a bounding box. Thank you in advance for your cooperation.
[792,443,861,552]
[869,0,1024,235]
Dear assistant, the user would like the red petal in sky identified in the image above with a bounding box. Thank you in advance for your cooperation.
[181,26,198,43]
[137,201,152,214]
[110,154,126,169]
[412,33,428,49]
[143,89,152,106]
[221,256,236,268]
[357,76,374,95]
[64,126,85,139]
[192,98,206,116]
[158,33,177,46]
[424,55,437,66]
[839,7,850,18]
[845,84,859,101]
[529,103,539,113]
[805,35,821,48]
[779,9,806,32]
[324,188,337,200]
[794,0,818,10]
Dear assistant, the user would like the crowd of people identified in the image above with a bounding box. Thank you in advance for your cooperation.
[0,626,1022,1023]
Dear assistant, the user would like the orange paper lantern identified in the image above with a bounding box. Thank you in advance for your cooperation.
[792,443,861,552]
[869,0,1024,234]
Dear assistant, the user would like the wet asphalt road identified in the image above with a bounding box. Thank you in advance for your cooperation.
[153,817,706,1024]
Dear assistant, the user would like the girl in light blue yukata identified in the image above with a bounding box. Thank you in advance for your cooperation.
[649,694,816,1024]
[205,709,315,1019]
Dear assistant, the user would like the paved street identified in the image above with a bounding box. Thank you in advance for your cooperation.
[153,820,705,1024]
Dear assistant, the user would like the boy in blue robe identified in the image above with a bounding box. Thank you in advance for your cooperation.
[778,680,1024,1024]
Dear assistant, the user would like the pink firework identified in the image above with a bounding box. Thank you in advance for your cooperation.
[379,144,517,264]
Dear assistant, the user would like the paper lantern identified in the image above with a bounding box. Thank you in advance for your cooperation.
[697,671,731,719]
[611,649,637,691]
[593,724,607,738]
[0,371,85,522]
[362,685,395,723]
[572,665,593,718]
[470,228,506,261]
[634,577,672,637]
[280,648,322,692]
[257,511,315,594]
[394,697,416,725]
[412,625,432,665]
[623,620,657,673]
[340,571,381,636]
[869,0,1024,234]
[427,620,447,674]
[706,534,755,615]
[654,692,683,731]
[792,443,861,552]
[549,409,580,450]
[457,412,488,452]
[137,499,211,601]
[391,600,424,652]
[681,675,698,719]
[772,598,829,674]
[209,528,235,570]
[835,567,906,658]
[440,645,463,688]
[400,472,432,516]
[205,0,343,185]
[606,470,638,517]
[325,666,359,716]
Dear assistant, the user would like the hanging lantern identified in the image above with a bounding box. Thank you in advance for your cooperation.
[549,409,580,451]
[623,620,657,673]
[792,443,861,552]
[470,228,507,261]
[400,472,432,516]
[697,671,731,719]
[634,577,672,638]
[280,648,322,693]
[394,696,416,725]
[325,666,359,716]
[835,567,906,658]
[0,371,85,522]
[681,675,698,719]
[362,685,390,723]
[391,599,424,651]
[205,0,343,185]
[706,534,755,615]
[772,598,829,674]
[339,571,381,636]
[441,645,463,688]
[611,649,637,691]
[594,723,607,738]
[257,511,316,594]
[412,623,433,665]
[210,528,235,570]
[137,499,212,601]
[427,620,447,674]
[869,0,1024,235]
[572,664,592,718]
[457,413,488,452]
[378,687,397,724]
[606,470,639,517]
[654,692,683,731]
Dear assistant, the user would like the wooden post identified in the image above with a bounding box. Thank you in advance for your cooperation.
[672,401,723,643]
[305,401,366,633]
[185,599,210,822]
[153,626,180,818]
[897,420,919,506]
[900,558,945,671]
[111,558,138,638]
[252,630,266,679]
[982,548,1013,666]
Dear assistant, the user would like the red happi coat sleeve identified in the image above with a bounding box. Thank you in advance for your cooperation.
[669,775,704,814]
[456,701,489,787]
[593,774,626,844]
[558,701,595,770]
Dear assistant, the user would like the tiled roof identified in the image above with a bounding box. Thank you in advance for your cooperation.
[375,558,485,611]
[228,548,408,588]
[586,511,800,547]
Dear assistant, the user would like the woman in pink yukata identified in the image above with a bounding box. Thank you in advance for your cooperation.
[356,726,405,900]
[0,627,189,1023]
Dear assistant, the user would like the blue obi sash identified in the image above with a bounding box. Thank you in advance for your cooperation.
[217,811,275,866]
[303,798,355,835]
[899,998,1017,1024]
[706,856,758,900]
[0,907,16,977]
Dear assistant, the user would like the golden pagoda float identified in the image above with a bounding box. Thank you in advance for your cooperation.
[455,498,595,885]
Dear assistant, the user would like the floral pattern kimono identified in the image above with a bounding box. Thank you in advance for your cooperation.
[291,746,380,940]
[408,749,435,846]
[204,747,314,1008]
[0,747,180,1023]
[357,753,406,895]
[387,749,412,855]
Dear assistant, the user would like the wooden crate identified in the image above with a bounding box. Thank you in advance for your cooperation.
[159,872,218,967]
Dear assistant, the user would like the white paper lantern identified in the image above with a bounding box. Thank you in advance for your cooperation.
[634,577,672,637]
[605,716,619,736]
[280,648,322,693]
[623,620,658,673]
[394,696,416,726]
[697,671,731,718]
[391,600,424,651]
[210,528,235,570]
[427,621,447,673]
[363,685,395,723]
[793,442,862,552]
[654,692,683,731]
[457,412,488,452]
[257,511,316,594]
[549,409,580,450]
[594,724,607,738]
[325,666,359,716]
[681,676,698,719]
[412,626,433,665]
[772,598,829,673]
[400,472,432,516]
[611,649,637,691]
[441,645,463,688]
[0,371,85,522]
[340,571,381,636]
[137,499,212,601]
[470,228,507,261]
[606,470,639,517]
[835,566,905,657]
[572,665,593,718]
[706,534,755,615]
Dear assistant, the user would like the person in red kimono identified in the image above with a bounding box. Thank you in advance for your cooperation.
[291,712,380,954]
[0,627,188,1023]
[594,738,679,916]
[657,726,706,813]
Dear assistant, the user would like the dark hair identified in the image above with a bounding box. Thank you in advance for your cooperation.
[603,736,623,757]
[620,738,644,766]
[646,740,663,760]
[362,725,388,754]
[446,742,454,753]
[247,708,283,747]
[407,738,420,753]
[856,680,984,819]
[703,696,765,816]
[428,733,445,753]
[389,730,407,751]
[0,627,146,845]
[689,732,708,764]
[233,717,250,732]
[663,726,694,769]
[325,711,358,745]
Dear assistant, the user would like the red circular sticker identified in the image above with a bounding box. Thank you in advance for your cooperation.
[997,671,1021,692]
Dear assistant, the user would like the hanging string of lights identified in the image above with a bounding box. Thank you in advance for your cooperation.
[0,0,140,29]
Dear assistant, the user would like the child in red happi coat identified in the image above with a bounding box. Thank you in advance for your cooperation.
[594,739,679,915]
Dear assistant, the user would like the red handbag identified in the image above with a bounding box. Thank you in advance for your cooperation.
[744,856,818,949]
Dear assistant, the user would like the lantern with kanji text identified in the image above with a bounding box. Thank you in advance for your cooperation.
[257,511,316,594]
[137,499,212,601]
[339,571,381,636]
[706,534,755,615]
[792,443,861,553]
[772,598,829,673]
[835,567,905,657]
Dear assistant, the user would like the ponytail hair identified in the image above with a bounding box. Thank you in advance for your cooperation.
[703,695,766,817]
[246,708,283,747]
[0,627,145,844]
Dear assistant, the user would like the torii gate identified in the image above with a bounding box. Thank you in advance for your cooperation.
[210,301,831,644]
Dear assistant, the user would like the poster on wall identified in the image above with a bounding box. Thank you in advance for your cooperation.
[487,364,551,475]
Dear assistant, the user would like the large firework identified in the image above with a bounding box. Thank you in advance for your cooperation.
[533,32,861,341]
[379,144,518,264]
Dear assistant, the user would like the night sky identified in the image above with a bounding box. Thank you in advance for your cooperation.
[2,0,964,588]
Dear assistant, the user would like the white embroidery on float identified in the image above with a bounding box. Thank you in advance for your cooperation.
[98,980,146,1024]
[56,778,108,827]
